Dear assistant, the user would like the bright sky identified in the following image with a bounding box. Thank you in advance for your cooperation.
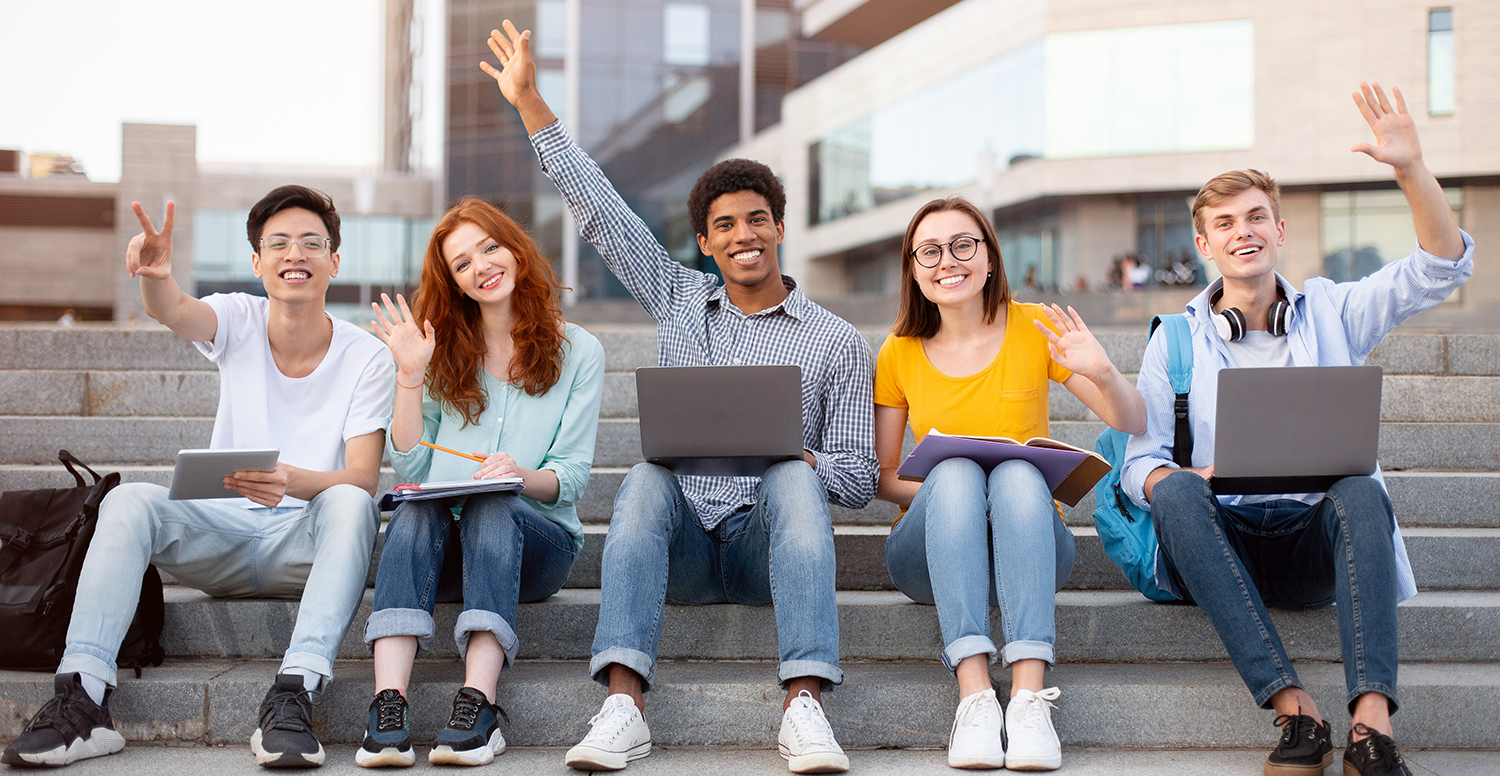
[0,0,445,182]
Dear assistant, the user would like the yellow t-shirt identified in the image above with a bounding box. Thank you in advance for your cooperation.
[875,300,1073,457]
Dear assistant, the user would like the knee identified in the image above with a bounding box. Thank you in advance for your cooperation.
[312,484,379,534]
[1150,471,1215,536]
[612,463,680,528]
[928,457,985,490]
[987,460,1050,506]
[96,483,169,532]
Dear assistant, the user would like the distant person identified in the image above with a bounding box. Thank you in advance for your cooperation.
[875,198,1144,771]
[1125,256,1151,290]
[57,308,76,326]
[357,199,604,767]
[485,21,877,774]
[1122,84,1472,776]
[2,186,396,768]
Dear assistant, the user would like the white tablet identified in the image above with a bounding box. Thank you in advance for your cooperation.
[168,448,280,500]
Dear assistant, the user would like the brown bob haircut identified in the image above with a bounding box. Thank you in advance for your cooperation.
[891,197,1011,339]
[412,198,567,427]
[1191,169,1281,236]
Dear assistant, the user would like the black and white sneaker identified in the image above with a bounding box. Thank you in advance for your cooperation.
[428,687,508,766]
[1,673,125,767]
[355,689,414,768]
[250,673,326,768]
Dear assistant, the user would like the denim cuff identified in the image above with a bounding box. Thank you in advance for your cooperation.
[590,647,656,692]
[454,609,518,668]
[364,607,436,654]
[1253,675,1303,710]
[1348,684,1399,716]
[778,659,844,691]
[57,650,118,689]
[1000,639,1055,669]
[280,651,333,689]
[941,635,998,673]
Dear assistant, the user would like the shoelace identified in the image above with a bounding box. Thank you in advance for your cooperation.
[261,686,312,733]
[786,692,839,749]
[1273,713,1319,748]
[1350,723,1405,771]
[955,693,997,729]
[27,691,92,740]
[447,691,484,731]
[585,699,637,744]
[374,691,406,732]
[1016,687,1062,731]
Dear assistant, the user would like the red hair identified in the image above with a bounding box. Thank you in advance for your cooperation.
[413,198,567,427]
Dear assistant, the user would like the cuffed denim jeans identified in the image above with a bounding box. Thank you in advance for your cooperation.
[1151,471,1400,712]
[590,461,841,691]
[364,492,576,668]
[59,482,379,687]
[885,458,1075,672]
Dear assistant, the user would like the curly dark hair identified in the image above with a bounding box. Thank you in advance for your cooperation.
[687,158,786,237]
[246,185,341,253]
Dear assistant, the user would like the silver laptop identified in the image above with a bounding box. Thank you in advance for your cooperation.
[1210,366,1382,495]
[635,365,804,477]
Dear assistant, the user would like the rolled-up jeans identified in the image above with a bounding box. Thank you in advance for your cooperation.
[59,482,380,687]
[364,492,577,667]
[589,461,842,691]
[1151,471,1400,712]
[885,458,1076,672]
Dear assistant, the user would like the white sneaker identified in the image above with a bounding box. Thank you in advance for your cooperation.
[1003,687,1062,771]
[777,690,849,774]
[947,689,1005,769]
[563,694,651,771]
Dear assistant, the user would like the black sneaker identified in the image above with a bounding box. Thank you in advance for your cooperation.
[1,673,125,767]
[1264,712,1333,776]
[1342,723,1413,776]
[427,687,508,766]
[250,673,325,768]
[354,689,414,768]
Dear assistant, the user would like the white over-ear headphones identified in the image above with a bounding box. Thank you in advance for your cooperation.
[1211,287,1291,342]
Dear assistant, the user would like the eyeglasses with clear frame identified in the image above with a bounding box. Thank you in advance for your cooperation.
[911,236,984,268]
[259,235,332,259]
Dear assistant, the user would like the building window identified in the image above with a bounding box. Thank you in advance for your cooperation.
[1320,188,1463,282]
[1135,194,1206,287]
[535,0,566,60]
[1429,9,1455,115]
[664,3,711,67]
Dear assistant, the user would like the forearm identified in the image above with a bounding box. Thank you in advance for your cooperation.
[1141,465,1173,503]
[518,466,560,503]
[388,379,428,453]
[876,468,918,508]
[1395,159,1465,260]
[512,88,559,136]
[285,463,381,500]
[1090,367,1147,435]
[140,274,191,327]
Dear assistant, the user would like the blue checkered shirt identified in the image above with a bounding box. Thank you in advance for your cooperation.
[1123,230,1475,601]
[531,121,878,529]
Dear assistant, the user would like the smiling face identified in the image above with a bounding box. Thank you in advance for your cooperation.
[696,189,785,295]
[910,209,992,310]
[441,221,518,308]
[251,207,339,301]
[1194,188,1286,283]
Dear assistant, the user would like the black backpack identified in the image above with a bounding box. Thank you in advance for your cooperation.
[0,450,165,674]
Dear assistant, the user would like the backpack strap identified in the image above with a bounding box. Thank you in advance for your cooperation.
[1150,314,1195,468]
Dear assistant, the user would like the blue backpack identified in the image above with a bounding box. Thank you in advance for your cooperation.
[1091,314,1194,602]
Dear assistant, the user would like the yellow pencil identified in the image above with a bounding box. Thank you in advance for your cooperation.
[419,440,487,463]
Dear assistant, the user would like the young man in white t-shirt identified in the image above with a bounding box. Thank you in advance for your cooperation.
[2,186,396,769]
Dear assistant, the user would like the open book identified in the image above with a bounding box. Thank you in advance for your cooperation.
[895,430,1112,507]
[378,478,524,510]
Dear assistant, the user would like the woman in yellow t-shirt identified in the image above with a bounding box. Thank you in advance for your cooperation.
[875,197,1145,771]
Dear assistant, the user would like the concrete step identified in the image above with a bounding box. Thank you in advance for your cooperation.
[13,744,1498,776]
[2,659,1496,748]
[5,416,1497,469]
[155,587,1500,663]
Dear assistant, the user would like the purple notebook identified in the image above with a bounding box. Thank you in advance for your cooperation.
[895,431,1112,507]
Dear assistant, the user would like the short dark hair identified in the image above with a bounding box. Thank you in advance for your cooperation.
[246,185,342,254]
[687,158,786,237]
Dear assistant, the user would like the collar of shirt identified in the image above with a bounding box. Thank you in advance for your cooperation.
[706,274,808,322]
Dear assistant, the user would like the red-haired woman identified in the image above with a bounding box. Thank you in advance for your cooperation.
[358,198,604,767]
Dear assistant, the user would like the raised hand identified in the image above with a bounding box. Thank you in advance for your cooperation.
[126,201,175,280]
[1352,82,1423,173]
[1034,304,1113,381]
[480,20,537,109]
[371,293,436,381]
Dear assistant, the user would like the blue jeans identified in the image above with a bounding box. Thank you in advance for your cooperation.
[885,458,1076,672]
[590,461,841,691]
[364,492,577,667]
[1151,471,1400,711]
[59,482,379,687]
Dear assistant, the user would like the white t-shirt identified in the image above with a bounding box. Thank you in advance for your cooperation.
[195,293,396,508]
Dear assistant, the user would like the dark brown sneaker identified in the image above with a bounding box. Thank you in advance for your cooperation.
[1264,713,1333,776]
[1342,723,1413,776]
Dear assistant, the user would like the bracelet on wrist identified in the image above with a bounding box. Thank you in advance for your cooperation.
[397,377,425,390]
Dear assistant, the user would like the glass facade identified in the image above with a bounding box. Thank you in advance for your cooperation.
[1320,187,1463,283]
[446,0,860,298]
[1135,193,1206,287]
[1429,8,1455,115]
[810,20,1255,227]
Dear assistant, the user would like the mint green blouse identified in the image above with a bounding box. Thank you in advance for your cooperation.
[386,322,605,548]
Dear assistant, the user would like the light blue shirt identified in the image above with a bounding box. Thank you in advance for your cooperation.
[387,322,605,549]
[1123,231,1474,602]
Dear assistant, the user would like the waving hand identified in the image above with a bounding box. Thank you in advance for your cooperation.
[371,293,436,381]
[1351,83,1422,172]
[1034,304,1112,380]
[479,21,558,134]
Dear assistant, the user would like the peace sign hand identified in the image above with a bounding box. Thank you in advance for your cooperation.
[480,20,537,109]
[126,201,175,280]
[1033,304,1114,382]
[371,293,436,381]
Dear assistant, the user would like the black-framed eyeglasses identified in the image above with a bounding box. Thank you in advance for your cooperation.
[912,236,983,268]
[259,235,332,259]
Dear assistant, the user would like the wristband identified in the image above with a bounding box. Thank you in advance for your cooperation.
[397,378,425,390]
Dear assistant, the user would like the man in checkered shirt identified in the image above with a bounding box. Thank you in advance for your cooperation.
[483,22,876,774]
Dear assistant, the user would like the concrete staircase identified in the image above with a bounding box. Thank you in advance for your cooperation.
[1,324,1497,757]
